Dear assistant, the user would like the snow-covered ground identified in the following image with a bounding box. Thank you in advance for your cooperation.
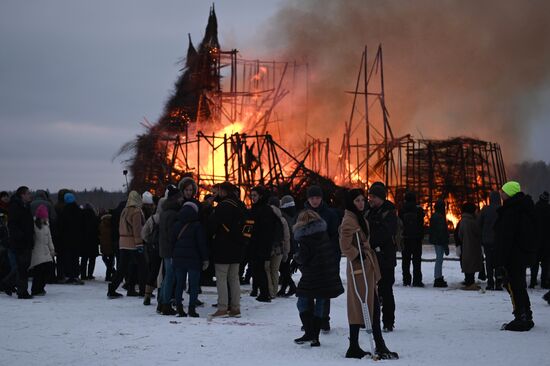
[1,247,549,366]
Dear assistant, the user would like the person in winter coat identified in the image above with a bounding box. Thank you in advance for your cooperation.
[140,197,164,306]
[248,186,279,302]
[107,191,145,298]
[99,212,115,281]
[429,199,450,287]
[157,185,184,314]
[399,192,425,287]
[57,192,85,284]
[80,203,99,280]
[457,203,483,290]
[478,191,502,290]
[1,194,17,296]
[8,186,35,298]
[278,194,298,297]
[531,191,550,289]
[171,202,208,317]
[365,182,398,332]
[29,205,55,296]
[293,209,344,347]
[303,185,340,331]
[340,189,398,360]
[494,181,535,331]
[208,182,247,318]
[53,189,71,281]
[141,191,155,221]
[267,197,290,298]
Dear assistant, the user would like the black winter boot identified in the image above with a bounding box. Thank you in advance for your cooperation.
[434,277,448,288]
[310,317,322,347]
[345,324,369,359]
[501,310,534,331]
[188,306,199,318]
[375,339,399,360]
[176,304,187,317]
[161,304,177,316]
[543,291,550,305]
[107,284,123,299]
[294,311,315,344]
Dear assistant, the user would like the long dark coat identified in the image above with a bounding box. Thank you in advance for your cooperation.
[172,205,208,271]
[458,213,483,273]
[81,207,99,257]
[294,218,344,299]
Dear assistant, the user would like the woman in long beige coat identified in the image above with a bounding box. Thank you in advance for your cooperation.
[339,189,398,360]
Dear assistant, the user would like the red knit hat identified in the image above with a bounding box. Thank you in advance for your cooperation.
[35,204,49,219]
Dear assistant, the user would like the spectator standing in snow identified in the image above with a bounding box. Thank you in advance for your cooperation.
[267,196,290,299]
[208,182,246,319]
[494,181,535,331]
[429,199,449,288]
[29,204,55,296]
[278,195,298,297]
[80,203,99,280]
[8,186,34,299]
[293,209,343,347]
[171,201,208,317]
[340,189,398,360]
[107,191,145,298]
[399,192,425,287]
[365,182,398,332]
[157,185,183,314]
[478,191,502,290]
[141,197,164,306]
[57,192,85,285]
[141,191,155,221]
[303,185,340,331]
[531,191,550,289]
[98,211,115,281]
[457,203,483,290]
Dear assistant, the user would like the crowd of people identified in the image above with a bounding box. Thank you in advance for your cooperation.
[1,179,549,359]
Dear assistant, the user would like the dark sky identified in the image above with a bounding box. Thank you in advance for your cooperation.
[0,0,282,191]
[1,0,549,192]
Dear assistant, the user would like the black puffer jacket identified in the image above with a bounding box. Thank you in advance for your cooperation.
[494,192,535,267]
[159,198,182,259]
[172,205,208,271]
[304,200,340,256]
[365,200,398,269]
[478,191,501,245]
[294,218,344,299]
[8,195,34,251]
[57,202,84,253]
[429,200,449,247]
[209,195,246,264]
[249,196,279,261]
[81,207,99,257]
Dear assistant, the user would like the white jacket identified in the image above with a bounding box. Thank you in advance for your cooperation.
[30,222,55,269]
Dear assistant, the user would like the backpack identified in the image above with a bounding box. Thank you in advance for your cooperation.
[147,216,160,253]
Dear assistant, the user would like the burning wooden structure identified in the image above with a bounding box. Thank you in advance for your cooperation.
[120,7,506,216]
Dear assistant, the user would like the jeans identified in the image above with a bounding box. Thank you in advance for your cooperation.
[2,249,17,288]
[297,296,326,317]
[215,263,241,311]
[160,258,175,305]
[434,245,445,279]
[174,266,200,307]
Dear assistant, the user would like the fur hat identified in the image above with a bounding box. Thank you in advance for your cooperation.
[178,177,198,196]
[306,185,323,199]
[35,204,49,219]
[280,195,295,209]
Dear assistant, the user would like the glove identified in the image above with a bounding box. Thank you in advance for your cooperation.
[444,245,449,256]
[290,259,299,274]
[136,246,144,254]
[202,261,209,271]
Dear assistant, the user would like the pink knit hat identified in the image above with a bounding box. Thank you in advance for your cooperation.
[35,204,49,219]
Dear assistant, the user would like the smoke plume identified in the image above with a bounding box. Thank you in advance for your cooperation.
[264,0,550,161]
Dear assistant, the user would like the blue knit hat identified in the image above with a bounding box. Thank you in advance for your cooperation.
[64,192,76,204]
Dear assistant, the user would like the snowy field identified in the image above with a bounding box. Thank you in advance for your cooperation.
[1,247,549,366]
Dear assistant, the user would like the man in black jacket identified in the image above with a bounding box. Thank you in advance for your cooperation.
[532,191,550,289]
[399,192,425,287]
[209,182,246,318]
[494,181,535,331]
[8,186,34,299]
[366,182,398,332]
